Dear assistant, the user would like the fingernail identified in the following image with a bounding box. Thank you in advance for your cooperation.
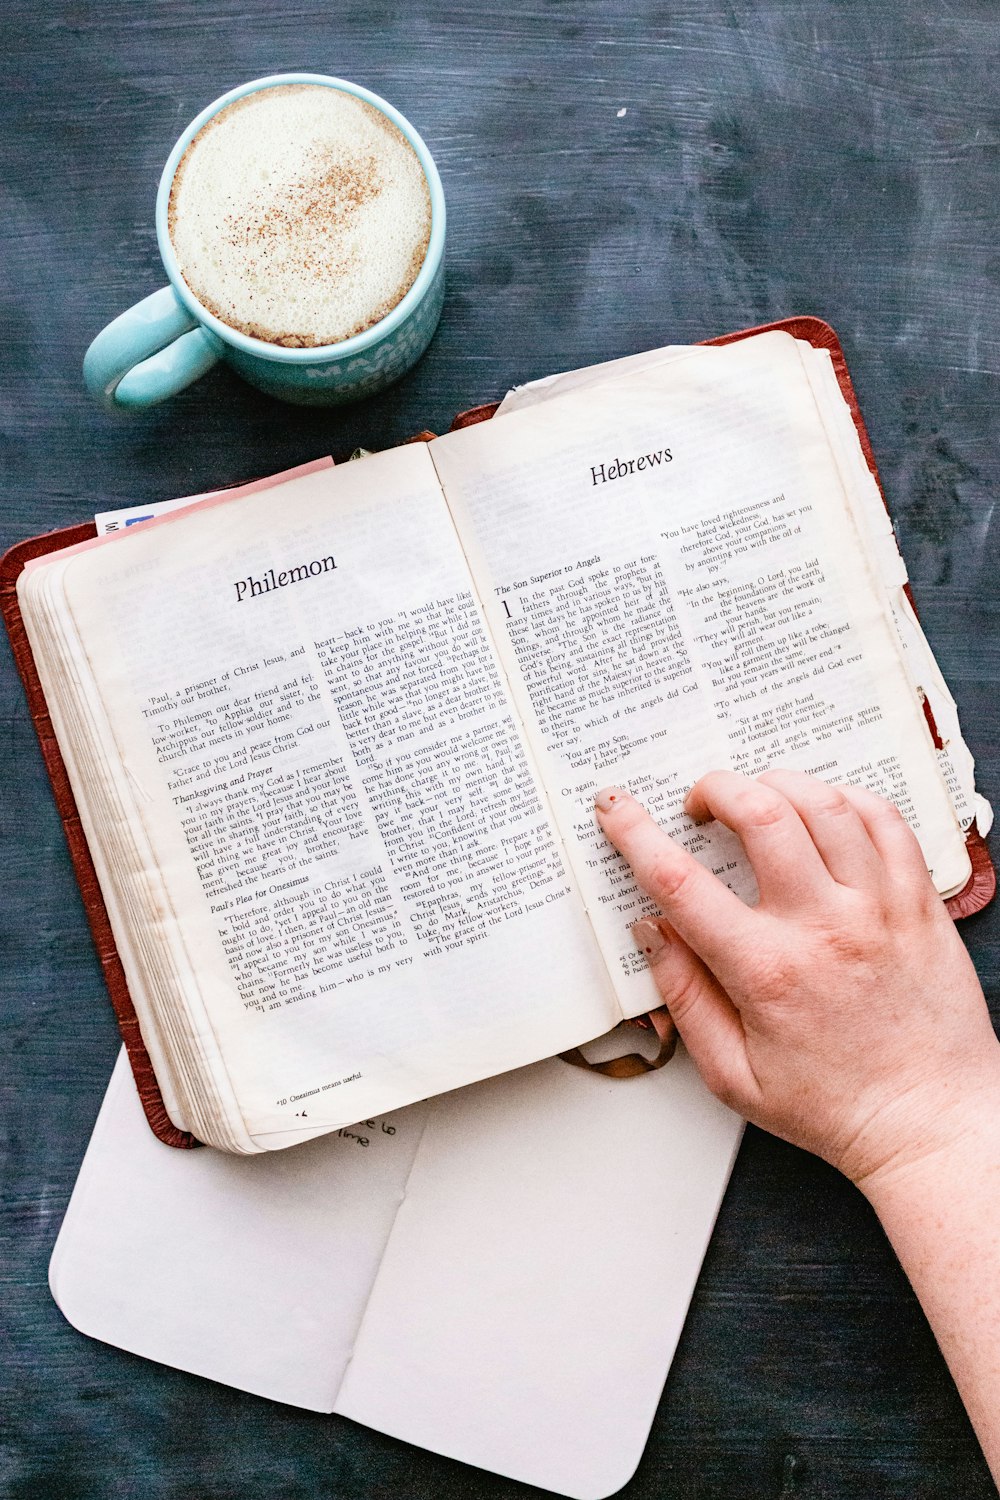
[595,786,627,813]
[631,918,669,961]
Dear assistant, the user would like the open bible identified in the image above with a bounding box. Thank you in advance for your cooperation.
[8,322,992,1152]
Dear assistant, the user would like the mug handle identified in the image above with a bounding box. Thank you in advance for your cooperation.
[83,286,223,411]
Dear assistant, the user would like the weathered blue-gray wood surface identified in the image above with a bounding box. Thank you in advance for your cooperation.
[3,3,1000,1496]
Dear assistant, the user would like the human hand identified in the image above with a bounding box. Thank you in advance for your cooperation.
[596,770,1000,1190]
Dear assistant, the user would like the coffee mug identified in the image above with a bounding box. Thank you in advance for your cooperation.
[84,74,446,410]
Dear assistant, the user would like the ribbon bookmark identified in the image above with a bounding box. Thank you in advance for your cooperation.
[558,1008,678,1078]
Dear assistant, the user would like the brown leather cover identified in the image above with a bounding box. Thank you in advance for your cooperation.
[1,316,993,1147]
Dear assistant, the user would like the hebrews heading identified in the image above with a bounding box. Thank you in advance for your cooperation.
[233,555,336,603]
[590,448,672,486]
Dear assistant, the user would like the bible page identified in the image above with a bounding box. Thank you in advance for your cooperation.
[504,336,991,841]
[797,341,992,838]
[429,331,970,1018]
[30,447,617,1148]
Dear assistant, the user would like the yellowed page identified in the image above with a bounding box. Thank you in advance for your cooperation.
[25,448,617,1149]
[429,331,970,1019]
[502,338,990,842]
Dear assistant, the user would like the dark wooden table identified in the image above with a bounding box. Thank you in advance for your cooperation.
[3,4,1000,1496]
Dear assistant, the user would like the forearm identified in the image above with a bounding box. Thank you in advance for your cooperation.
[858,1057,1000,1483]
[597,773,1000,1472]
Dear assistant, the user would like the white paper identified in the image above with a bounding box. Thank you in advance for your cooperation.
[51,1045,742,1497]
[337,1048,742,1498]
[50,1051,429,1411]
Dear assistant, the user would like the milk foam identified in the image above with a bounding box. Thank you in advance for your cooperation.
[168,84,432,347]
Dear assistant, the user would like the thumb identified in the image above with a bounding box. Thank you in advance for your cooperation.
[631,918,757,1113]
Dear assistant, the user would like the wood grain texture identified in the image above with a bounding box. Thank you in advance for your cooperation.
[2,3,1000,1497]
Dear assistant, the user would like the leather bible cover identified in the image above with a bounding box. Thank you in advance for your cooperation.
[2,315,994,1149]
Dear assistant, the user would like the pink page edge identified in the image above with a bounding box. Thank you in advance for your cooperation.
[24,456,335,573]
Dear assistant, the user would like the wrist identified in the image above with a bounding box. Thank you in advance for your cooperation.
[851,1045,1000,1209]
[849,1044,1000,1487]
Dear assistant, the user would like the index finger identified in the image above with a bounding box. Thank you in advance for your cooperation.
[595,786,758,974]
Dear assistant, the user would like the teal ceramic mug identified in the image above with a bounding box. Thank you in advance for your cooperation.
[84,74,446,410]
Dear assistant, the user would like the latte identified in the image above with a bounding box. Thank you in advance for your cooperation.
[167,83,433,348]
